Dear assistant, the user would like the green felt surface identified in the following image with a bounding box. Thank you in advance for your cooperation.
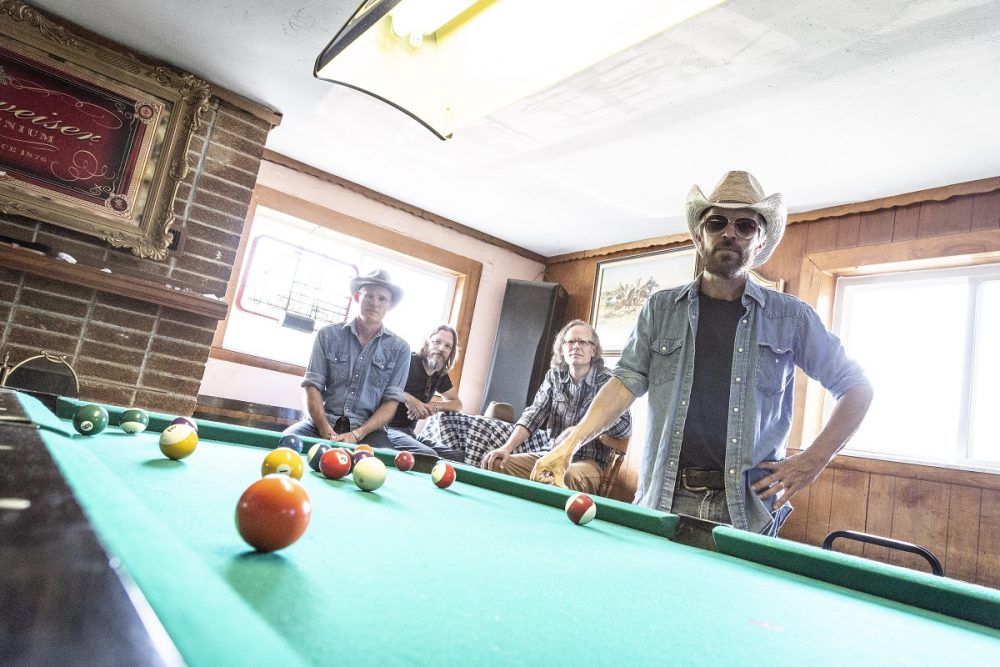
[34,396,1000,665]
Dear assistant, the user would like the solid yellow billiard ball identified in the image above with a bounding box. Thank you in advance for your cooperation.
[159,424,198,460]
[261,447,305,479]
[354,444,374,455]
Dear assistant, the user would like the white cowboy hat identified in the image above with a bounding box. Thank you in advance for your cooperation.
[349,269,403,306]
[686,170,787,268]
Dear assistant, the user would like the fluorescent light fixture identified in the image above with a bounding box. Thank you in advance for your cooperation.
[315,0,724,139]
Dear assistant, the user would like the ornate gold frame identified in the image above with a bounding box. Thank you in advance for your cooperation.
[0,1,211,259]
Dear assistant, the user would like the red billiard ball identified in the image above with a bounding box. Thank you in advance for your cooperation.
[236,475,311,552]
[565,493,596,526]
[394,451,415,472]
[320,448,353,480]
[431,461,455,489]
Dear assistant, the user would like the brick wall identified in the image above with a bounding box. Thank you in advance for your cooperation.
[0,100,272,416]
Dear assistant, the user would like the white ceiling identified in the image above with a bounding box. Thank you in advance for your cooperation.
[31,0,1000,257]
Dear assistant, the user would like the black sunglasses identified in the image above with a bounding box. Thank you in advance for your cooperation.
[702,215,762,239]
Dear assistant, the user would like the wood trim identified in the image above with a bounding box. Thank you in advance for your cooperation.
[209,347,305,376]
[825,453,1000,491]
[261,149,544,263]
[0,244,229,319]
[211,88,282,127]
[789,177,1000,225]
[807,228,1000,276]
[546,233,694,265]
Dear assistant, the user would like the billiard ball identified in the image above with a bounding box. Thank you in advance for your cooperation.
[73,404,109,436]
[394,451,415,472]
[431,461,456,489]
[352,456,387,492]
[278,434,303,453]
[235,475,311,552]
[319,448,352,480]
[159,424,198,460]
[261,447,304,479]
[171,416,198,433]
[119,408,149,434]
[565,493,596,526]
[307,443,332,472]
[352,449,375,465]
[354,444,374,455]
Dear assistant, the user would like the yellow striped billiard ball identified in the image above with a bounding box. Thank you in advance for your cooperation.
[159,424,198,460]
[261,447,304,479]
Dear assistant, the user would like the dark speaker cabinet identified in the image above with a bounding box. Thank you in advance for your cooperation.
[480,280,567,416]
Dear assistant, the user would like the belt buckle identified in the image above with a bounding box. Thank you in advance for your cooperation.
[681,469,710,492]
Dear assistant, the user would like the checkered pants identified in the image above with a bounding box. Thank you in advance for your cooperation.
[418,412,552,468]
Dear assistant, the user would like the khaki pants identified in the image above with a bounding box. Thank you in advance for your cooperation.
[487,453,604,495]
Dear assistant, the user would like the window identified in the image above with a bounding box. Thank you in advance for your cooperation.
[223,205,458,366]
[832,264,1000,471]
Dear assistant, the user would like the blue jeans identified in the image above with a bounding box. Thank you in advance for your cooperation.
[387,427,465,462]
[282,419,393,449]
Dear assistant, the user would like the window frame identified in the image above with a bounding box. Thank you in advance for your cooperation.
[793,227,1000,472]
[211,186,483,388]
[831,264,1000,471]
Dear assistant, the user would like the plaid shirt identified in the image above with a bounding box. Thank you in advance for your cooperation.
[516,361,632,468]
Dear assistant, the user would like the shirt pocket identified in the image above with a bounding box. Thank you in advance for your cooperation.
[328,347,351,387]
[754,339,794,397]
[370,354,396,386]
[649,337,683,386]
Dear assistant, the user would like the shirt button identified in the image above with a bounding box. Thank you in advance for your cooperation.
[680,400,686,405]
[660,346,667,352]
[731,438,737,443]
[729,468,736,475]
[674,430,680,436]
[738,347,744,353]
[733,407,739,413]
[742,319,747,324]
[735,377,741,383]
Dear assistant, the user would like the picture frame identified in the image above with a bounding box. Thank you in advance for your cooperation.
[591,246,697,354]
[0,1,211,259]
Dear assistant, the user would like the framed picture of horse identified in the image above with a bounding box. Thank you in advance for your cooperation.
[591,246,697,354]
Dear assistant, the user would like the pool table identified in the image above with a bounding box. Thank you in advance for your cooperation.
[3,388,1000,666]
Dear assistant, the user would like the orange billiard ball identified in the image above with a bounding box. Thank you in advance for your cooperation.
[354,444,375,455]
[236,475,312,552]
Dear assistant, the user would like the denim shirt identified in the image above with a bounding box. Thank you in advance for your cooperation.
[613,276,869,533]
[302,320,410,430]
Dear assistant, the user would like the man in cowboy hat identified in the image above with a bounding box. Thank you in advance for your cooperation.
[530,171,873,538]
[284,269,411,449]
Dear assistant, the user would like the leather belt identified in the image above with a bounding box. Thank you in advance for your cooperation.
[680,468,725,491]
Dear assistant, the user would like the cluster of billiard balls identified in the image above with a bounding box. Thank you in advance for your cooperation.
[73,404,199,460]
[234,436,458,553]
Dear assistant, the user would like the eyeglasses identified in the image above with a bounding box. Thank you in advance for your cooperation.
[702,215,762,239]
[360,292,392,305]
[563,339,595,348]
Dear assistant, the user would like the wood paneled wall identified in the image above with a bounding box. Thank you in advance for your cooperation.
[543,180,1000,588]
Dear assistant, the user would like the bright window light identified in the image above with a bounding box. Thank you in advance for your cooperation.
[832,264,1000,471]
[224,206,457,366]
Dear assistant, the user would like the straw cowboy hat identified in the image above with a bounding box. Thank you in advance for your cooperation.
[350,269,403,306]
[686,170,787,268]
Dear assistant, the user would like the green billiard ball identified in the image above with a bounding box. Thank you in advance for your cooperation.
[73,404,109,436]
[119,408,150,434]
